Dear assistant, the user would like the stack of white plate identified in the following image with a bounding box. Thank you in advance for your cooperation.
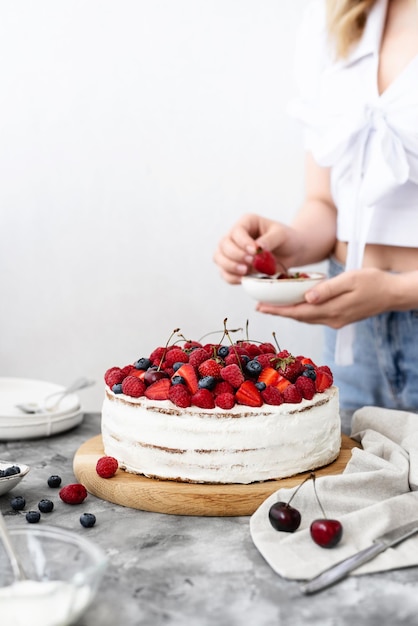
[0,378,85,440]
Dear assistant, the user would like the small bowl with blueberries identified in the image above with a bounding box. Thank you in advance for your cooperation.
[0,461,30,496]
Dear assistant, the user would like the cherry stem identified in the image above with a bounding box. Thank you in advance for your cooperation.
[311,473,327,519]
[287,473,311,507]
[272,332,281,352]
[222,318,244,373]
[158,328,181,371]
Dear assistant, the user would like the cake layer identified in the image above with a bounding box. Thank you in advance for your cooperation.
[101,386,341,484]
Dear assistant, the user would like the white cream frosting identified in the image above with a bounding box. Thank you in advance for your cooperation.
[101,386,341,484]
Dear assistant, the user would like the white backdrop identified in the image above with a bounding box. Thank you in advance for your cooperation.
[0,0,324,411]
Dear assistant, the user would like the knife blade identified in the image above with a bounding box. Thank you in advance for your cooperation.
[300,520,418,595]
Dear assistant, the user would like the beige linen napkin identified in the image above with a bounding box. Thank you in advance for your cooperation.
[250,406,418,581]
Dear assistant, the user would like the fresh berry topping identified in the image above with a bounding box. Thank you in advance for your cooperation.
[135,357,151,370]
[220,364,245,389]
[274,374,292,393]
[256,353,278,369]
[10,495,26,511]
[38,499,54,513]
[173,363,199,394]
[164,348,189,367]
[283,384,303,404]
[121,376,146,398]
[235,380,263,407]
[168,384,192,408]
[26,510,41,523]
[59,483,88,505]
[217,346,229,358]
[149,346,166,365]
[315,369,333,393]
[258,366,279,387]
[191,389,215,409]
[198,376,217,390]
[245,359,262,377]
[259,342,277,354]
[144,378,171,400]
[255,381,266,391]
[47,475,62,488]
[215,392,236,410]
[253,247,277,276]
[171,375,186,385]
[96,456,119,478]
[213,380,234,396]
[104,367,126,388]
[112,383,123,393]
[189,348,212,369]
[295,376,316,400]
[198,359,222,379]
[261,386,284,405]
[80,513,97,528]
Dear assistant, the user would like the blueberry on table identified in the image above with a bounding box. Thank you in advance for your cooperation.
[80,513,96,528]
[10,496,26,511]
[26,510,41,523]
[38,499,54,513]
[47,475,62,488]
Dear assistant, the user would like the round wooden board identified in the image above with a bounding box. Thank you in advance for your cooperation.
[73,434,359,517]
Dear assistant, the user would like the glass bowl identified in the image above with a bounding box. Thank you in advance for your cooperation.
[241,272,326,305]
[0,525,107,626]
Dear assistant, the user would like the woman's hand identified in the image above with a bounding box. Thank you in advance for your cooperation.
[213,213,298,284]
[257,268,398,327]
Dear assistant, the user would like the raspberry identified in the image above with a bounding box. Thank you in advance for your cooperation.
[281,360,305,382]
[189,348,212,369]
[164,348,189,367]
[198,359,222,379]
[283,384,303,404]
[259,342,277,354]
[215,392,235,410]
[96,456,119,478]
[149,346,166,366]
[256,353,278,369]
[191,389,215,409]
[220,364,245,389]
[213,380,234,396]
[295,376,316,400]
[104,367,125,388]
[317,365,334,383]
[169,384,192,408]
[121,376,146,398]
[261,386,284,405]
[59,483,88,505]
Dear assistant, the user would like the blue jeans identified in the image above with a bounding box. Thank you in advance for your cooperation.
[323,257,418,411]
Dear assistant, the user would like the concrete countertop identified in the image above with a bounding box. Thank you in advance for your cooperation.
[1,412,418,626]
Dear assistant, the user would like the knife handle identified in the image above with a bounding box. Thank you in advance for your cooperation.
[300,542,384,595]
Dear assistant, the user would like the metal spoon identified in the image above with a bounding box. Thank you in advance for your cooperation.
[15,377,95,414]
[0,510,27,580]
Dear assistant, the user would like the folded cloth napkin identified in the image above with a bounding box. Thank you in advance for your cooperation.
[250,406,418,581]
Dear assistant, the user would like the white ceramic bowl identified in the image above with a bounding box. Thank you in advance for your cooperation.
[241,272,326,306]
[0,525,107,626]
[0,461,30,496]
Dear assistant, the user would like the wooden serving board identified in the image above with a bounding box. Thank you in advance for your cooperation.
[73,434,359,517]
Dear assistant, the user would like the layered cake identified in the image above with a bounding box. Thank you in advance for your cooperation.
[101,330,341,484]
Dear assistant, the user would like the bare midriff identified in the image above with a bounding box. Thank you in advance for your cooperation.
[333,240,418,272]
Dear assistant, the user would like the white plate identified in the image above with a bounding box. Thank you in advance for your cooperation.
[241,272,326,306]
[0,461,30,495]
[0,409,84,441]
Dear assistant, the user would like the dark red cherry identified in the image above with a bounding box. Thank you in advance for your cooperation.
[144,369,169,385]
[268,501,301,532]
[310,519,343,548]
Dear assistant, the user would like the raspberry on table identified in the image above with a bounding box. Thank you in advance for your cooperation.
[96,456,119,479]
[59,483,88,504]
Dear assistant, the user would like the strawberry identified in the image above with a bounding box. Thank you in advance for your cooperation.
[145,378,170,400]
[96,456,119,478]
[283,384,303,404]
[121,375,146,398]
[274,373,292,393]
[215,392,235,410]
[191,389,215,409]
[257,366,279,386]
[169,384,192,408]
[198,359,222,379]
[220,364,245,389]
[261,386,284,405]
[281,360,305,382]
[317,365,334,383]
[235,380,263,407]
[173,363,199,394]
[252,247,277,276]
[59,483,88,505]
[315,369,333,392]
[295,376,316,400]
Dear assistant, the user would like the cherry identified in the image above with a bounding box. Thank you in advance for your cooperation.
[144,369,169,385]
[310,519,343,549]
[269,501,301,532]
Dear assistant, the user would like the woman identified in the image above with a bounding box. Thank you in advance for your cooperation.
[213,0,418,411]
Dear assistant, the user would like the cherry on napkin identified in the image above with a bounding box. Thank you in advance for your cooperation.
[250,406,418,580]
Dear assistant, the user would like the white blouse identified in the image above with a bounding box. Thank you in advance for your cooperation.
[289,0,418,272]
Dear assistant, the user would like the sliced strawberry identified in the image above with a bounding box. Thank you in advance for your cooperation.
[235,380,263,407]
[173,363,199,394]
[129,369,146,380]
[258,366,279,386]
[315,369,333,393]
[253,247,277,276]
[144,378,170,400]
[275,374,292,393]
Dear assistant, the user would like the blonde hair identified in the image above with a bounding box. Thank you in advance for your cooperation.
[326,0,377,58]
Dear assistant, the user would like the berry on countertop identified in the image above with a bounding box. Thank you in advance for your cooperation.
[10,495,26,511]
[47,475,62,488]
[38,499,54,513]
[26,510,41,523]
[59,483,88,505]
[80,513,96,528]
[96,456,119,479]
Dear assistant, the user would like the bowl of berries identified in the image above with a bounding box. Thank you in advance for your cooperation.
[0,524,107,626]
[0,461,30,496]
[241,249,326,306]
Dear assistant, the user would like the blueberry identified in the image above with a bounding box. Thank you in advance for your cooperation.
[4,465,20,476]
[217,346,229,358]
[198,376,216,390]
[135,357,151,370]
[0,469,5,478]
[302,369,316,381]
[38,499,54,513]
[47,475,62,488]
[171,375,186,386]
[80,513,96,528]
[255,381,266,391]
[10,496,26,511]
[26,511,41,524]
[245,360,262,377]
[112,383,123,394]
[172,362,184,372]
